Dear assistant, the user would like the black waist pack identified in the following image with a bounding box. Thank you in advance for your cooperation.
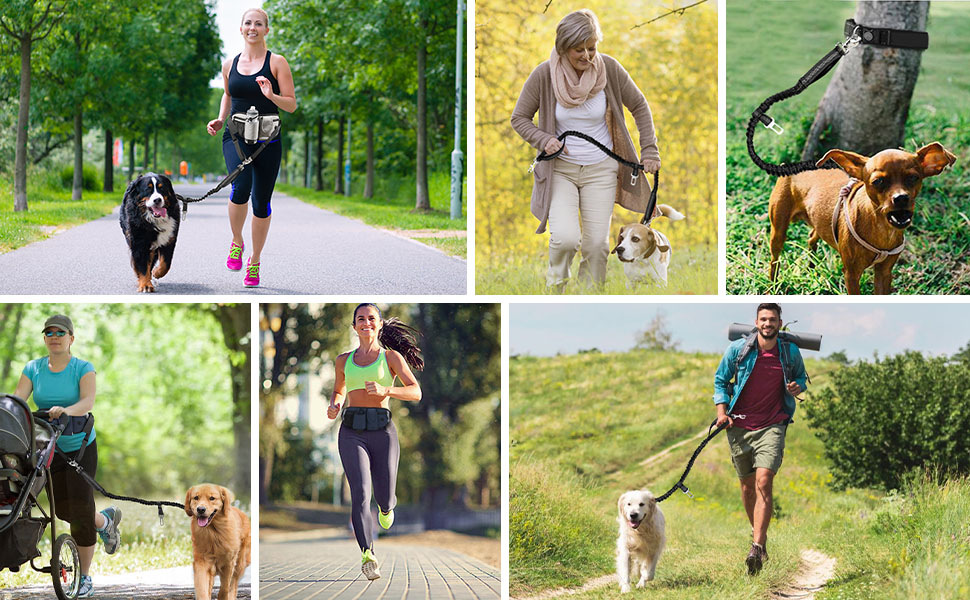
[343,407,391,431]
[60,413,93,436]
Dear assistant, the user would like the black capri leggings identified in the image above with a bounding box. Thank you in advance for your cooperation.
[222,138,282,219]
[50,440,98,547]
[338,421,400,552]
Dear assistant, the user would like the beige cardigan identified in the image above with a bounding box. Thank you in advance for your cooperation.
[511,54,660,233]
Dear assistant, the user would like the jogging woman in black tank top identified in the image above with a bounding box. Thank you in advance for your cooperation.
[206,7,296,287]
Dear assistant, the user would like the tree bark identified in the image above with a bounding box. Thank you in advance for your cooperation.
[334,115,344,195]
[304,127,310,188]
[214,305,252,496]
[127,138,134,182]
[315,119,323,191]
[72,109,83,200]
[365,120,375,198]
[803,1,928,159]
[414,13,430,210]
[153,130,158,172]
[14,36,32,211]
[103,129,113,192]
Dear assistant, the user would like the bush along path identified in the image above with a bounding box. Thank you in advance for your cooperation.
[0,182,466,295]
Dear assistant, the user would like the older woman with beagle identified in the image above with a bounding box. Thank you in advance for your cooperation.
[511,9,661,292]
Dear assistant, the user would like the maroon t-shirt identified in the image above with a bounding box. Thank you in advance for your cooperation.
[733,345,789,431]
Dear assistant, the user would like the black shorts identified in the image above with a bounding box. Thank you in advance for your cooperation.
[50,441,98,546]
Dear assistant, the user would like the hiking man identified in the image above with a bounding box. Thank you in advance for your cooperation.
[713,303,807,575]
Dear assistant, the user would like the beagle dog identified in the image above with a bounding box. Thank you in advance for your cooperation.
[611,204,685,287]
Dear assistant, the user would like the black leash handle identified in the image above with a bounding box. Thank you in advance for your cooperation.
[530,130,659,222]
[746,19,928,177]
[655,419,729,503]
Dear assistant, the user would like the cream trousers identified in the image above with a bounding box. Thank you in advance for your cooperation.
[546,157,618,287]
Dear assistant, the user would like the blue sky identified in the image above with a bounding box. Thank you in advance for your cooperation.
[509,302,970,359]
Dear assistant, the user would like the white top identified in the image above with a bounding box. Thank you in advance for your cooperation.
[554,90,613,166]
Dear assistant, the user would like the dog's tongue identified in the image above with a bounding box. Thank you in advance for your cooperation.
[197,515,211,527]
[629,520,640,529]
[151,206,167,218]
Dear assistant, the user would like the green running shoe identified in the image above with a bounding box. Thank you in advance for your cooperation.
[361,548,381,580]
[378,508,394,530]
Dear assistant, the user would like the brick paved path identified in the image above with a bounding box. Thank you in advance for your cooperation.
[1,565,250,599]
[260,536,500,599]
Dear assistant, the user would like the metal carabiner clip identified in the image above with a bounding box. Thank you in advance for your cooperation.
[840,26,862,54]
[630,171,639,186]
[677,482,694,499]
[528,158,538,174]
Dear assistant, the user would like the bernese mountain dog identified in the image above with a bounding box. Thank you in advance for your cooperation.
[119,173,181,293]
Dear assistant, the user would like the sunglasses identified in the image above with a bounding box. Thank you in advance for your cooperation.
[44,330,68,338]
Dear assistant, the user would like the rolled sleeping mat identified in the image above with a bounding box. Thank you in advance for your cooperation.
[727,323,822,351]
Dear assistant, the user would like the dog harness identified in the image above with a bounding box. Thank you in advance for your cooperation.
[832,177,905,265]
[344,348,395,393]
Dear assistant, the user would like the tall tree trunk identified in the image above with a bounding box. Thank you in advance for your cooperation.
[365,120,375,198]
[315,119,323,191]
[143,131,149,173]
[14,37,32,211]
[304,127,310,188]
[72,109,83,200]
[414,14,430,210]
[803,1,928,159]
[1,304,25,384]
[103,129,114,192]
[128,138,135,182]
[215,305,252,496]
[153,130,158,172]
[334,115,344,194]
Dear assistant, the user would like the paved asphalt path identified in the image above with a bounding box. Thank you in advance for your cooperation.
[260,534,500,600]
[0,183,466,295]
[1,565,251,599]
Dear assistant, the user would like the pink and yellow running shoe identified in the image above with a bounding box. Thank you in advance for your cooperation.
[244,259,260,287]
[226,241,244,271]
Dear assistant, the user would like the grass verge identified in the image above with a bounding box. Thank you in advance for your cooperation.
[0,181,118,254]
[476,245,716,295]
[276,171,467,259]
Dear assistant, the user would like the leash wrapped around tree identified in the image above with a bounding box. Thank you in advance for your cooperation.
[746,18,928,177]
[528,129,659,223]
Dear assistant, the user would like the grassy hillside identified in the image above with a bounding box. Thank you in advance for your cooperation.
[510,349,970,599]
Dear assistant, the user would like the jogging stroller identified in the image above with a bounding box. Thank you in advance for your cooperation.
[0,393,82,600]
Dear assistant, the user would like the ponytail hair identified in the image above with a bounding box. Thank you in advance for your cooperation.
[353,303,424,371]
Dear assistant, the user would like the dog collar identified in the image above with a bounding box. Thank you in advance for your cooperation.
[832,177,905,265]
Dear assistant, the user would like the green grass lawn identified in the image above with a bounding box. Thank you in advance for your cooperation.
[510,350,970,599]
[725,1,970,294]
[0,180,119,253]
[0,500,196,588]
[476,245,716,295]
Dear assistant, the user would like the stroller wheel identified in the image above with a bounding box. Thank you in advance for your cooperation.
[52,533,81,600]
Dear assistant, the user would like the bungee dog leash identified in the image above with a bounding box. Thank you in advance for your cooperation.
[654,415,744,503]
[528,129,660,224]
[746,18,929,177]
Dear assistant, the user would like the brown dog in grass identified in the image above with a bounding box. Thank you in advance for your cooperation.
[185,484,251,600]
[768,142,956,294]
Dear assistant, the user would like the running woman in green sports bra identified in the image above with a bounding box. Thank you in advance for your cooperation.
[327,303,422,581]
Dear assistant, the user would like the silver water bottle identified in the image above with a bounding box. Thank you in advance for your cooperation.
[244,106,259,142]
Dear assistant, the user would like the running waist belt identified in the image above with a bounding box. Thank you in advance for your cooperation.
[342,407,391,431]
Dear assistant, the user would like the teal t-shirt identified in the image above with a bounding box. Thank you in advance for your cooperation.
[22,356,97,452]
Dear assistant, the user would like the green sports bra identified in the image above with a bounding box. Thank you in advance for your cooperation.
[344,348,395,393]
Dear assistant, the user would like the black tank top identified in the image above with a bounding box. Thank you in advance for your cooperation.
[223,51,280,143]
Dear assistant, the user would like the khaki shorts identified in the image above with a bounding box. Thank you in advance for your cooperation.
[726,422,788,479]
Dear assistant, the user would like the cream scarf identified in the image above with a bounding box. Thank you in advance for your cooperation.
[549,48,607,108]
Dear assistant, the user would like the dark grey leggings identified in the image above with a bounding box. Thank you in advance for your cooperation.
[338,421,400,551]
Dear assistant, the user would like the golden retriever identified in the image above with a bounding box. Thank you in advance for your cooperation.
[185,484,251,600]
[616,489,666,593]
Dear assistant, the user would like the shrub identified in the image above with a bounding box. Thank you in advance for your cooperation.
[58,164,102,191]
[804,351,970,491]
